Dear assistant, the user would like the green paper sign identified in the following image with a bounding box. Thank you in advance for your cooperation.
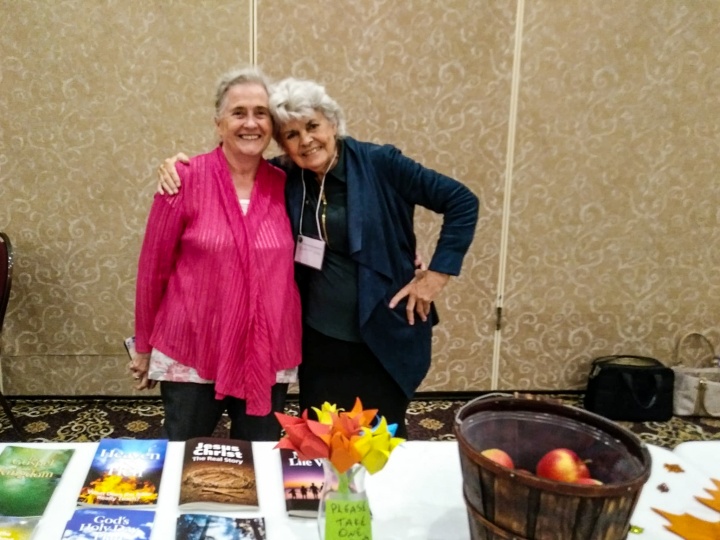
[324,496,372,540]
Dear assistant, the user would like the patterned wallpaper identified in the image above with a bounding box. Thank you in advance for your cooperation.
[0,0,718,397]
[501,0,720,388]
[0,0,253,395]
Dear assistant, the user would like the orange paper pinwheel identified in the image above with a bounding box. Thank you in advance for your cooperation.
[274,397,404,475]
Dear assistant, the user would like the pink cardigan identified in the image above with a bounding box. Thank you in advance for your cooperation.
[135,147,302,415]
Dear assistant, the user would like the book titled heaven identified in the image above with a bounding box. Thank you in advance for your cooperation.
[61,507,155,540]
[0,445,75,518]
[179,437,258,511]
[77,439,168,507]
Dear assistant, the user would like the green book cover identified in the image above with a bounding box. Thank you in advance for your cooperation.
[0,446,75,517]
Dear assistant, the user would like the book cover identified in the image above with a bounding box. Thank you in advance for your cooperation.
[60,508,155,540]
[0,516,41,540]
[175,514,266,540]
[179,437,258,510]
[0,445,75,517]
[77,439,167,506]
[279,448,325,517]
[123,336,136,360]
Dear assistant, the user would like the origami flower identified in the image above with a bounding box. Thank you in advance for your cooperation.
[274,397,404,475]
[274,409,331,460]
[354,415,404,474]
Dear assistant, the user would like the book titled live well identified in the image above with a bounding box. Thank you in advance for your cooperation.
[0,445,75,518]
[179,437,258,511]
[61,508,155,540]
[279,448,325,517]
[77,439,168,506]
[176,514,266,540]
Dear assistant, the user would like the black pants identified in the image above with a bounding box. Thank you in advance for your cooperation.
[299,326,410,439]
[159,381,289,441]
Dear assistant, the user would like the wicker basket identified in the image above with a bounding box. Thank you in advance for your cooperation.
[454,396,651,540]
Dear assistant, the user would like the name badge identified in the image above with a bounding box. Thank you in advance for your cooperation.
[294,235,325,269]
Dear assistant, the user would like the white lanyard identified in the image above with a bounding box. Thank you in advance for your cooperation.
[294,151,336,270]
[298,169,327,240]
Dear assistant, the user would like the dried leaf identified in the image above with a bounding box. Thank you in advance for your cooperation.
[652,508,720,540]
[696,478,720,513]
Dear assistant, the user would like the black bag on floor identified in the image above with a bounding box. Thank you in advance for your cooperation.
[584,355,674,421]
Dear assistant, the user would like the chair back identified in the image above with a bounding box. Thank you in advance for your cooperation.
[0,232,12,333]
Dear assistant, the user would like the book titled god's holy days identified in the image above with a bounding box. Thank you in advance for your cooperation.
[61,507,155,540]
[77,438,168,507]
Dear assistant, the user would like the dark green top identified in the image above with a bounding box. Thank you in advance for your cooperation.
[299,143,363,342]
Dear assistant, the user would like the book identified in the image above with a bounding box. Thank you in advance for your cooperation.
[179,437,258,511]
[77,438,168,506]
[630,441,720,540]
[279,448,325,517]
[123,336,136,360]
[0,445,75,517]
[60,508,155,540]
[175,514,266,540]
[0,516,41,540]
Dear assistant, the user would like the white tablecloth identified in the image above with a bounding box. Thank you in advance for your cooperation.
[1,440,469,540]
[4,439,719,539]
[628,440,720,539]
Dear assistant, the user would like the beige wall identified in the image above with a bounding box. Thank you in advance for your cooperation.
[0,0,717,396]
[500,0,720,387]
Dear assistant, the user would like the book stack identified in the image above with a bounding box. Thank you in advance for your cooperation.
[175,437,265,539]
[61,438,168,540]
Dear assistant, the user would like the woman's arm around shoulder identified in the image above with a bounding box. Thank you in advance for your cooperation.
[156,152,190,194]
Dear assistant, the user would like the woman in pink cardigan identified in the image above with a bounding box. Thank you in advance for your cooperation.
[131,67,302,441]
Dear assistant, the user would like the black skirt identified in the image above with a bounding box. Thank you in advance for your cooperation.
[299,325,410,438]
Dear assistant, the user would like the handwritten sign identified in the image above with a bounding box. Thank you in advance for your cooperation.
[324,496,372,540]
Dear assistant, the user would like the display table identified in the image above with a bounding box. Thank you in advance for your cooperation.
[3,439,719,539]
[1,440,470,540]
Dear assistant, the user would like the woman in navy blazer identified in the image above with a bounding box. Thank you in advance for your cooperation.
[158,76,478,438]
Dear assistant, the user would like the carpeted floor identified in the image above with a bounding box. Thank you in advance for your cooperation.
[2,394,720,447]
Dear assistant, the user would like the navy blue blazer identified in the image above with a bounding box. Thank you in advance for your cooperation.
[279,137,479,398]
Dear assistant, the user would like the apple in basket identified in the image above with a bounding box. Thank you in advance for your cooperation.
[536,448,590,482]
[481,448,514,469]
[576,477,604,485]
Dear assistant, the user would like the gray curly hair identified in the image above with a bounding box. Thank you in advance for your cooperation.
[268,77,347,141]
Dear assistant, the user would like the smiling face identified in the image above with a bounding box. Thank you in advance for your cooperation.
[278,109,338,175]
[215,82,272,159]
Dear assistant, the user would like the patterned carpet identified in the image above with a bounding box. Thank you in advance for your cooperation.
[2,394,720,447]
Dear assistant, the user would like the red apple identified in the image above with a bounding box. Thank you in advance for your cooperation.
[576,460,591,479]
[536,448,586,482]
[481,448,514,469]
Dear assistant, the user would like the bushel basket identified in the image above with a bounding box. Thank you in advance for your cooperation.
[454,395,651,540]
